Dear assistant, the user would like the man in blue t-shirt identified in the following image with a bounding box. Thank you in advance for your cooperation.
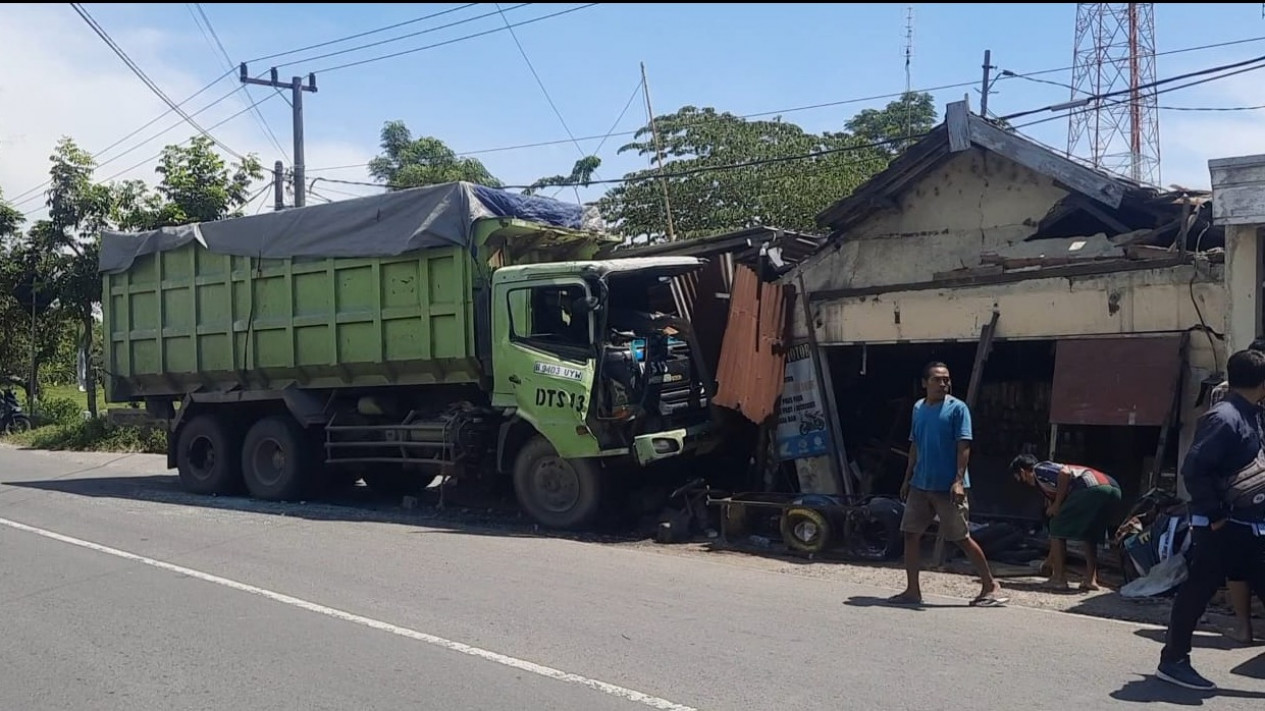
[889,361,1007,608]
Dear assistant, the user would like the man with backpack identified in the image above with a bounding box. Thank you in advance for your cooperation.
[1156,348,1265,690]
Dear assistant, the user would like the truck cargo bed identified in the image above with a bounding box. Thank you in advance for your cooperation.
[103,242,479,401]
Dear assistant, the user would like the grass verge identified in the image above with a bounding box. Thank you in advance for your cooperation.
[3,417,167,455]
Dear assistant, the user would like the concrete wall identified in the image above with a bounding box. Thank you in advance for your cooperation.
[799,147,1071,293]
[794,263,1226,345]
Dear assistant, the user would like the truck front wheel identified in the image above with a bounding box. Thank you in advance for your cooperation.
[175,414,243,495]
[512,436,603,530]
[241,415,313,501]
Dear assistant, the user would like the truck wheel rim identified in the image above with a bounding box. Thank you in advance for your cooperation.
[251,438,287,487]
[533,457,579,513]
[188,435,216,480]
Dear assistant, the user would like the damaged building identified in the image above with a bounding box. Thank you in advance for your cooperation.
[779,99,1226,521]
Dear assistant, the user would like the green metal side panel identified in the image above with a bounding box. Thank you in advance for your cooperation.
[104,241,479,402]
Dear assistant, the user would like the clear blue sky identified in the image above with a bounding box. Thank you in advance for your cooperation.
[6,3,1265,214]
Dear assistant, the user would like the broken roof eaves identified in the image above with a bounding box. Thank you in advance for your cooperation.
[815,99,1155,235]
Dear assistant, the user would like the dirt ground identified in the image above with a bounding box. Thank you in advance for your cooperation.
[619,536,1261,635]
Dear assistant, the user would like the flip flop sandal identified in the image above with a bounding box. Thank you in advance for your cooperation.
[886,594,923,606]
[970,593,1009,608]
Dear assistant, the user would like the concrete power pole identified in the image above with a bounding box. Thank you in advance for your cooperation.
[272,160,286,211]
[240,63,318,207]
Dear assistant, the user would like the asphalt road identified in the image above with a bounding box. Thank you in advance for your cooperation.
[2,446,1264,711]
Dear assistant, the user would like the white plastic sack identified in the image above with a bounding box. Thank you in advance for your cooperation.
[1119,551,1188,598]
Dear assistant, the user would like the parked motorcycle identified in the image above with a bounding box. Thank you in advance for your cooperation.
[1,388,32,435]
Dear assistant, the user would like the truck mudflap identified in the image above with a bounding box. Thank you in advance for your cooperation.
[631,423,715,466]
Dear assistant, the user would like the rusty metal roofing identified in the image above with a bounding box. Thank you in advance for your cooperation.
[713,264,789,424]
[1049,335,1184,427]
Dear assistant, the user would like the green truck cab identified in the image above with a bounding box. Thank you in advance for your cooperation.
[100,182,717,529]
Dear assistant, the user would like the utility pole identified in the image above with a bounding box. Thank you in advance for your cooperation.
[272,160,286,211]
[980,49,993,117]
[640,62,676,242]
[240,63,317,207]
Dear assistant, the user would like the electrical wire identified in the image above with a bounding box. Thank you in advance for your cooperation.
[1006,33,1265,81]
[6,80,256,211]
[273,3,533,70]
[494,3,584,159]
[998,53,1265,122]
[317,131,929,192]
[313,4,599,74]
[1003,69,1265,112]
[318,51,1265,195]
[69,3,246,161]
[1012,59,1265,132]
[189,3,290,162]
[6,2,554,207]
[18,91,284,218]
[246,3,480,64]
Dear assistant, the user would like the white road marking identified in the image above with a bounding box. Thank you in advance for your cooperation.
[0,516,698,711]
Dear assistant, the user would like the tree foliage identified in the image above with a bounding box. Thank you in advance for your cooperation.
[113,136,263,231]
[368,120,503,189]
[597,92,939,241]
[0,135,265,416]
[522,156,602,197]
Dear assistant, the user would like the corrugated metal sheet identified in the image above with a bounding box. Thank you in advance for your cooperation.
[713,265,789,424]
[667,259,732,377]
[1049,335,1183,426]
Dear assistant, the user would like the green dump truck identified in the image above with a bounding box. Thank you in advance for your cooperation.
[99,182,717,529]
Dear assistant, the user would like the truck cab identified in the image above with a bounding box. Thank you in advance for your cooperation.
[489,257,718,527]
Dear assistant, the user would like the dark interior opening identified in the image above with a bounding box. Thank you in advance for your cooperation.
[822,339,1162,524]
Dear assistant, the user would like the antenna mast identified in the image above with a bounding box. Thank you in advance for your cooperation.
[1067,3,1160,184]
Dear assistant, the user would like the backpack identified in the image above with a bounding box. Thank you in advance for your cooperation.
[1224,449,1265,520]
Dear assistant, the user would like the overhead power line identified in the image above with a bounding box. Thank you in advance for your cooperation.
[69,3,247,161]
[5,3,566,209]
[493,1,592,195]
[1013,59,1265,132]
[19,91,285,218]
[313,4,600,74]
[273,3,534,70]
[998,52,1265,122]
[246,3,480,64]
[319,52,1265,195]
[188,3,290,162]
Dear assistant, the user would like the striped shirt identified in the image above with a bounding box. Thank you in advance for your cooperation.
[1031,461,1118,502]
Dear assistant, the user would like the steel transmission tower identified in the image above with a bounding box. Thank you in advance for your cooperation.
[1067,3,1160,184]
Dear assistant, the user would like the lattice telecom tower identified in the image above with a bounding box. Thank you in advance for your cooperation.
[1066,3,1160,185]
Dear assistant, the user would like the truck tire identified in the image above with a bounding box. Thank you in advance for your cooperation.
[513,436,603,530]
[175,414,243,495]
[241,415,313,501]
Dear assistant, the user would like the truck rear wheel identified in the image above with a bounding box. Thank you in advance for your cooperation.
[241,416,312,501]
[512,437,602,530]
[175,414,243,495]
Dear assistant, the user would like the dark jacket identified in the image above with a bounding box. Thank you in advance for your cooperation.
[1181,391,1263,522]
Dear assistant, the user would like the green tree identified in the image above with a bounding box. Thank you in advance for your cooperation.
[112,136,263,231]
[523,156,602,196]
[598,93,939,242]
[368,120,502,190]
[844,91,939,155]
[32,138,115,416]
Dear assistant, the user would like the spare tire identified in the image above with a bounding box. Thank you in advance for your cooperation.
[781,506,832,555]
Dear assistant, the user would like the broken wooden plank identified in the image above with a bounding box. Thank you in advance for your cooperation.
[947,100,971,153]
[1124,244,1176,260]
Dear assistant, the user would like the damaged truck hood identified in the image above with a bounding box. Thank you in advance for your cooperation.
[493,256,705,283]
